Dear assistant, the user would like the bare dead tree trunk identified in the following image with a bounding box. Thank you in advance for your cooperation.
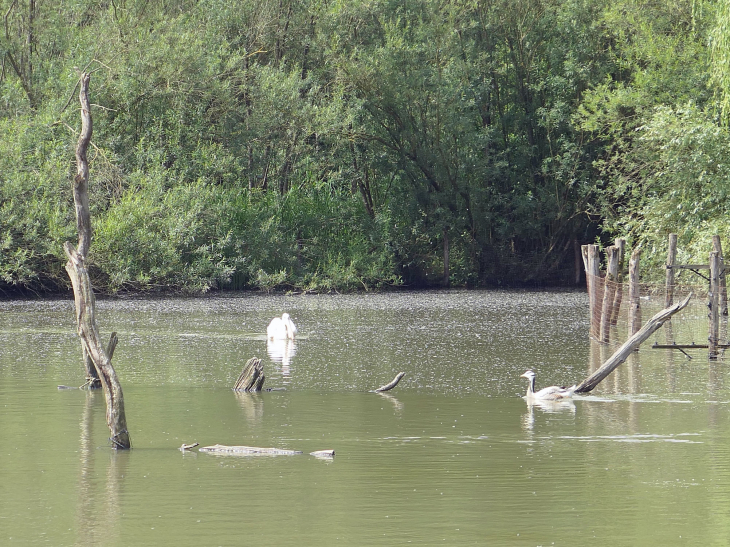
[65,72,130,449]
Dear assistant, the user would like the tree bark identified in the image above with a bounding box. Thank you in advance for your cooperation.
[65,73,130,449]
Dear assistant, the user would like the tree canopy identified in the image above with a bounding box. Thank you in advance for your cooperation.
[0,0,727,293]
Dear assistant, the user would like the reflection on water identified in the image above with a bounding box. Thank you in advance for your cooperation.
[3,291,730,545]
[376,392,404,414]
[266,337,296,381]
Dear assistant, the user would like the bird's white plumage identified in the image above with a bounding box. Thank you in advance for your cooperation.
[267,313,297,340]
[520,370,575,401]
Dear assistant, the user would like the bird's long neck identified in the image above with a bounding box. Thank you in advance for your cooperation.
[526,375,536,395]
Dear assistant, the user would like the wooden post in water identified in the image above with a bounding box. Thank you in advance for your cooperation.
[628,247,642,340]
[709,251,721,360]
[712,236,728,316]
[65,73,130,449]
[665,233,678,307]
[582,244,601,340]
[601,245,620,343]
[610,238,626,326]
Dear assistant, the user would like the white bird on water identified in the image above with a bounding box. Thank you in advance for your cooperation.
[267,313,298,340]
[520,370,575,401]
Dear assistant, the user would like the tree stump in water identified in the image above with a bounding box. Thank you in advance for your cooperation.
[233,357,265,392]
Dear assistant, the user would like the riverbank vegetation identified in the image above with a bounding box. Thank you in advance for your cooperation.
[1,0,728,294]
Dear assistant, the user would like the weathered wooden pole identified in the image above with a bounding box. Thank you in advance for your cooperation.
[628,247,642,340]
[582,244,601,340]
[709,251,721,360]
[601,245,620,343]
[665,233,678,307]
[610,238,626,326]
[712,236,728,316]
[65,73,130,449]
[575,293,692,393]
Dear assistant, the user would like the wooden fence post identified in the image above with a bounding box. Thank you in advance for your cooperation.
[582,244,601,340]
[709,251,721,360]
[712,236,728,316]
[610,238,626,326]
[665,233,677,307]
[628,247,642,340]
[601,245,620,343]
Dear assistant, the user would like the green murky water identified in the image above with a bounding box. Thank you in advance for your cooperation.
[1,290,730,546]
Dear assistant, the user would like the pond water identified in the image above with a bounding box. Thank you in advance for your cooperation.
[1,289,729,546]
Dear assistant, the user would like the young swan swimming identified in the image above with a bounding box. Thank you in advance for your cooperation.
[267,313,298,340]
[520,370,575,401]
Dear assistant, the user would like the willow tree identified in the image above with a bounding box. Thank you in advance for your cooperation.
[65,72,131,449]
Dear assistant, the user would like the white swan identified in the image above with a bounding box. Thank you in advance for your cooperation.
[520,370,575,401]
[267,313,297,340]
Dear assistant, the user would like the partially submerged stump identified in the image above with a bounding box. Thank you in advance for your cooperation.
[233,357,265,392]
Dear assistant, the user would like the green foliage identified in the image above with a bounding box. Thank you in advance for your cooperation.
[4,0,725,293]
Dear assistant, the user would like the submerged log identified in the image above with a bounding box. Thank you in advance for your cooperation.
[575,293,692,393]
[233,357,265,392]
[199,444,303,456]
[374,372,405,393]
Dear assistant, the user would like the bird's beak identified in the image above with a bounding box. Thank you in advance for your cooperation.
[520,372,530,379]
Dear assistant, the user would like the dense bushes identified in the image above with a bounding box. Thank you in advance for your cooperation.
[2,0,728,293]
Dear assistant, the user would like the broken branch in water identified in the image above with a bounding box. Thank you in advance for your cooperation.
[374,372,405,393]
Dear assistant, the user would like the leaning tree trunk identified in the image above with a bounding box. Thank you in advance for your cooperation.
[574,293,692,393]
[65,72,130,449]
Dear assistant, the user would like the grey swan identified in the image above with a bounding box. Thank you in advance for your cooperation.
[520,370,575,401]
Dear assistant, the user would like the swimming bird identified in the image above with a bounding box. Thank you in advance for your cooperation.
[267,313,297,340]
[520,370,575,401]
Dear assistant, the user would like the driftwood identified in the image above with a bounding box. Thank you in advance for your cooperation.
[575,293,692,393]
[374,372,405,393]
[65,73,130,449]
[197,444,334,458]
[233,357,265,392]
[309,449,335,458]
[199,444,303,456]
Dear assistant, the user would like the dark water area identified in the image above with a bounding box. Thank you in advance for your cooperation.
[1,290,729,545]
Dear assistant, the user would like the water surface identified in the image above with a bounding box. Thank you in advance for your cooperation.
[1,290,729,545]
